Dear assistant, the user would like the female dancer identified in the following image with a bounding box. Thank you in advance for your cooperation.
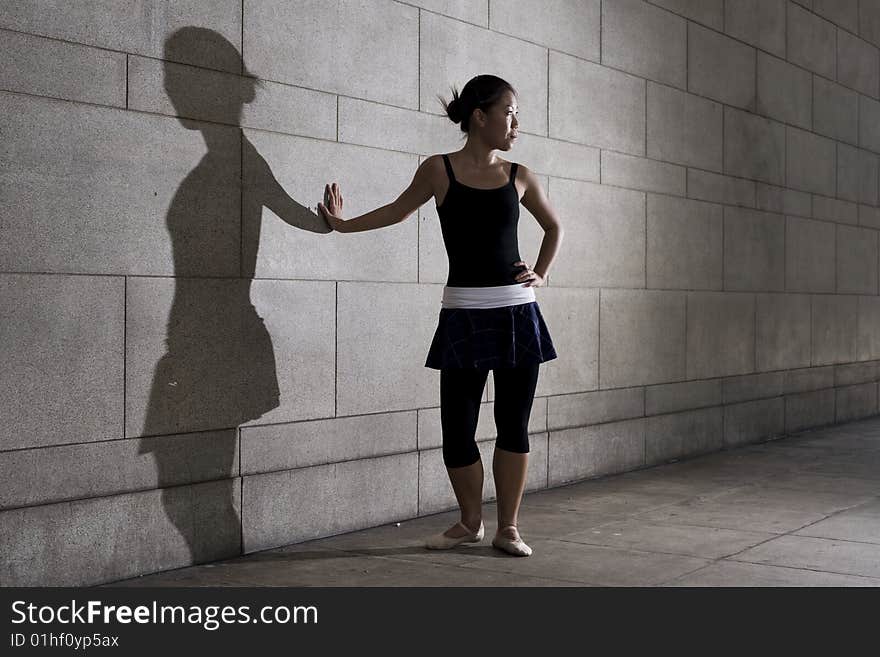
[318,75,564,556]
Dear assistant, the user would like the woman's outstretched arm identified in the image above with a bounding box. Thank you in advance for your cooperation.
[318,156,438,233]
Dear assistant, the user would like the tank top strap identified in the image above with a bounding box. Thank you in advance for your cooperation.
[509,162,519,185]
[441,154,457,184]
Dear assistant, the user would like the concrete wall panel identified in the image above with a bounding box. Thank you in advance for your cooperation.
[337,283,442,415]
[834,361,878,386]
[812,195,858,225]
[836,224,879,294]
[645,407,723,465]
[723,207,785,292]
[0,0,242,72]
[550,51,645,154]
[650,0,723,30]
[129,55,337,140]
[647,82,722,171]
[645,379,722,415]
[725,0,786,58]
[835,382,879,421]
[814,0,859,32]
[785,216,836,293]
[723,397,786,447]
[837,144,879,205]
[603,0,687,89]
[756,52,812,130]
[837,29,880,98]
[687,169,756,208]
[241,412,416,475]
[490,0,599,61]
[1,430,236,510]
[787,2,836,79]
[531,287,600,397]
[242,452,418,553]
[245,0,418,108]
[756,293,812,371]
[548,418,645,486]
[0,28,126,106]
[646,194,723,290]
[1,274,123,450]
[602,151,686,196]
[811,295,859,365]
[786,126,836,196]
[688,23,756,111]
[813,77,859,145]
[784,366,835,394]
[1,479,241,586]
[0,92,238,276]
[785,388,836,432]
[686,292,756,379]
[547,387,644,431]
[547,178,646,288]
[859,95,880,152]
[126,278,336,437]
[722,371,786,404]
[600,289,687,388]
[858,296,880,360]
[410,0,488,25]
[724,107,785,186]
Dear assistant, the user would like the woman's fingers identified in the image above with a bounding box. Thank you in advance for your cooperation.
[321,182,345,215]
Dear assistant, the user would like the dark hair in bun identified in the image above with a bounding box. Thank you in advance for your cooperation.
[439,75,517,133]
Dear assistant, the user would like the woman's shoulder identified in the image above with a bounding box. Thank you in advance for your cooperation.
[419,154,450,180]
[497,156,529,172]
[506,159,533,181]
[422,153,449,168]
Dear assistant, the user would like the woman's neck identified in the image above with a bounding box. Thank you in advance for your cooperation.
[458,137,497,168]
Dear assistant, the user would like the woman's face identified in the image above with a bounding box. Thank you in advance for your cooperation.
[475,89,519,150]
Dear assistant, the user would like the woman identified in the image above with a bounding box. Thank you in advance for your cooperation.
[318,75,564,557]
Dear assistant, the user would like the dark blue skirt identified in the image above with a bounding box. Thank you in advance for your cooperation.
[424,301,557,370]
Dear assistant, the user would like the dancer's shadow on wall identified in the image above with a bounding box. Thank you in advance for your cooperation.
[137,27,330,564]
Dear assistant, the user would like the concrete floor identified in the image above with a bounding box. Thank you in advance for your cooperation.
[104,417,880,587]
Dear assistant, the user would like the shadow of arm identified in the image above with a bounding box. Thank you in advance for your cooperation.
[262,172,332,233]
[244,138,332,233]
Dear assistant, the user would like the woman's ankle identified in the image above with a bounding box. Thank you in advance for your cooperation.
[460,515,482,530]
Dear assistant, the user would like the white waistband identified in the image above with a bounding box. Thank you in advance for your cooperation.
[441,283,536,309]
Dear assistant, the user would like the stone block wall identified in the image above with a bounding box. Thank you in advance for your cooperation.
[2,0,880,585]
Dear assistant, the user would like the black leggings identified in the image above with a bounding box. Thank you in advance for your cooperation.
[439,363,540,468]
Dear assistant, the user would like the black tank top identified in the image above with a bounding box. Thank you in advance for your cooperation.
[437,154,523,287]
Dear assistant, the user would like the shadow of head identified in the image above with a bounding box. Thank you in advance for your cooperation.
[163,27,262,128]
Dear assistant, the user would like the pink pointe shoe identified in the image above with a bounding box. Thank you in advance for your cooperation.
[492,525,533,557]
[425,520,485,550]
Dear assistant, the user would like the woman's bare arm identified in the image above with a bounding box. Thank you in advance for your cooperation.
[319,156,439,233]
[519,165,564,280]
